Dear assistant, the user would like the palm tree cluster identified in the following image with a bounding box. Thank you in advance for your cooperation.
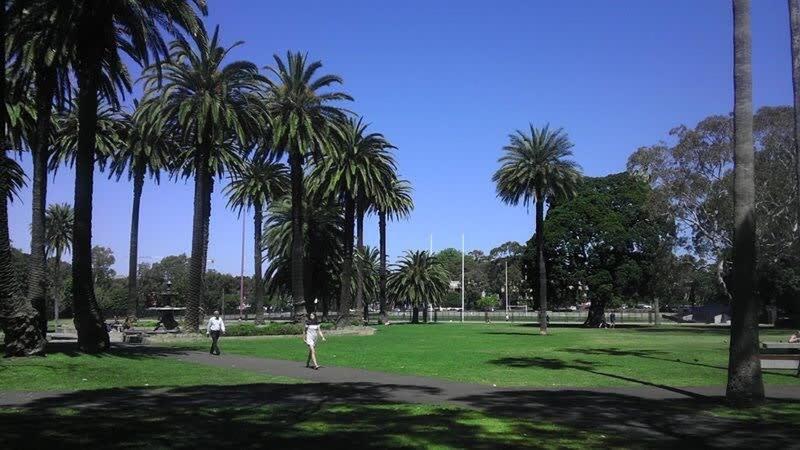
[0,0,424,355]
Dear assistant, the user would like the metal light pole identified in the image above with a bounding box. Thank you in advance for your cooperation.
[239,215,245,320]
[505,259,509,319]
[461,233,465,323]
[429,234,433,254]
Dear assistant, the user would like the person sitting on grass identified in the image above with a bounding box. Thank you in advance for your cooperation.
[304,313,326,370]
[789,331,800,343]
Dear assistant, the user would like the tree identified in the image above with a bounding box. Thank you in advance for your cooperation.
[493,124,581,334]
[91,246,115,289]
[388,251,448,324]
[353,245,380,313]
[45,203,73,328]
[110,106,176,319]
[264,52,352,320]
[70,0,206,352]
[727,0,764,406]
[790,0,800,238]
[225,156,289,324]
[531,173,675,326]
[311,117,396,322]
[138,26,262,332]
[372,178,413,323]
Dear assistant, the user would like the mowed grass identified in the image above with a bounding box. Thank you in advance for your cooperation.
[0,345,299,391]
[179,324,800,388]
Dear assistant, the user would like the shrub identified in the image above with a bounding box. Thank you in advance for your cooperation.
[225,322,332,337]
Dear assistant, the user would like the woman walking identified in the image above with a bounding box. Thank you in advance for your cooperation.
[304,313,326,369]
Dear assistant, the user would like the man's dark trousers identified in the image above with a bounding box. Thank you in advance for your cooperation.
[210,330,221,355]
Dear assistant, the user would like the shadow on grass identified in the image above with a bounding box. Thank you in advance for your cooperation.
[2,382,798,449]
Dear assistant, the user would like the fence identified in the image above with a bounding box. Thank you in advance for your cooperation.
[382,310,657,324]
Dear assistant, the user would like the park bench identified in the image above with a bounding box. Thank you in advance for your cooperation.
[759,342,800,374]
[122,330,147,344]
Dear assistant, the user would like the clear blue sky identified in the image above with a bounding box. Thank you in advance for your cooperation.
[8,0,794,276]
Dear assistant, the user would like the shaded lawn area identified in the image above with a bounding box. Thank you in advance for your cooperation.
[0,343,299,391]
[176,324,800,388]
[1,382,798,449]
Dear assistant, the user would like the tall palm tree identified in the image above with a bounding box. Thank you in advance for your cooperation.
[0,154,46,355]
[138,26,264,331]
[110,106,175,319]
[353,245,380,312]
[311,117,395,321]
[264,52,351,320]
[790,0,800,238]
[727,0,764,406]
[388,250,448,324]
[45,203,73,330]
[492,124,581,335]
[372,178,413,324]
[68,0,205,352]
[225,156,289,324]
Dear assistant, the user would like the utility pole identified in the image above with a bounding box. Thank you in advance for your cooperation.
[461,233,465,323]
[429,234,433,254]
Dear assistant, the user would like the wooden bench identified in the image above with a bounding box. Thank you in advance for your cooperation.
[760,342,800,373]
[122,330,147,344]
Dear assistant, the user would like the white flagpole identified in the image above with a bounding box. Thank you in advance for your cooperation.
[461,233,465,323]
[505,259,509,318]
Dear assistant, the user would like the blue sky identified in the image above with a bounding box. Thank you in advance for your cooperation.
[8,0,794,275]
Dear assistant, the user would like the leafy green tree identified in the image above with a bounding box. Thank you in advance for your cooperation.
[493,125,581,334]
[388,251,448,324]
[225,156,289,324]
[45,203,73,326]
[533,173,675,326]
[436,248,462,282]
[91,246,115,289]
[728,0,764,406]
[264,52,351,320]
[372,178,413,323]
[138,26,263,331]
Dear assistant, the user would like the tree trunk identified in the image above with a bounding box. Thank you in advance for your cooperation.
[26,66,57,337]
[289,152,306,320]
[186,141,211,332]
[338,193,355,319]
[73,40,110,353]
[0,0,45,356]
[126,162,144,320]
[584,299,607,327]
[253,201,265,325]
[654,297,661,326]
[379,211,388,324]
[411,306,419,324]
[727,0,764,406]
[536,196,548,335]
[790,0,800,239]
[355,196,366,322]
[54,249,62,330]
[423,302,429,323]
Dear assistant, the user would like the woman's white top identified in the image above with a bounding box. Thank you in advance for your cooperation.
[305,324,320,347]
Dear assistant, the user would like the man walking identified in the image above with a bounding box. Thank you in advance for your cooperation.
[206,310,226,355]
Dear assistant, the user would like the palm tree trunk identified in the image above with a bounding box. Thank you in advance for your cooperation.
[790,0,800,239]
[289,151,306,320]
[186,141,211,331]
[355,196,366,322]
[536,196,548,335]
[126,162,144,320]
[253,201,265,325]
[338,194,355,319]
[26,66,57,337]
[727,0,764,406]
[379,210,388,324]
[54,249,62,330]
[73,42,110,353]
[423,302,429,323]
[411,306,419,324]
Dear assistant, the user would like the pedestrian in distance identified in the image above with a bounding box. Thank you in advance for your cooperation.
[609,312,616,328]
[206,310,226,355]
[305,313,326,370]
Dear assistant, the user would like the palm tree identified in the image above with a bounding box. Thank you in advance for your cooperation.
[492,124,581,335]
[225,156,289,324]
[109,106,175,320]
[0,153,46,356]
[790,0,800,238]
[388,250,448,324]
[311,117,395,321]
[45,203,73,331]
[138,26,264,331]
[67,0,205,352]
[353,245,380,313]
[727,0,764,406]
[372,178,413,324]
[264,52,352,320]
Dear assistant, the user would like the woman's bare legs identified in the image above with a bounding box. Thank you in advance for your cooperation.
[308,345,319,368]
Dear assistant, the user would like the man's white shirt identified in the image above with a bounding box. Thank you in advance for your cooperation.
[207,317,226,333]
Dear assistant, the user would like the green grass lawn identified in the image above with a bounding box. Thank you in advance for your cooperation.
[177,323,800,388]
[0,345,299,391]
